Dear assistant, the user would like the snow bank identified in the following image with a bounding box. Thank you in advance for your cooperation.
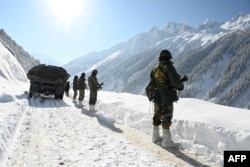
[0,41,29,165]
[0,90,27,166]
[96,91,250,166]
[0,88,249,166]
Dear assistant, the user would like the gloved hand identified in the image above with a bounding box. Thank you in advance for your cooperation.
[99,82,104,90]
[181,75,188,82]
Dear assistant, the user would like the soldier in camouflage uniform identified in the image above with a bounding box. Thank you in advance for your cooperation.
[72,75,78,103]
[64,81,70,97]
[77,73,87,107]
[88,69,103,112]
[150,50,188,148]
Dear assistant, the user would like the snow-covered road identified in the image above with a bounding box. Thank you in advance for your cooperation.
[5,96,217,167]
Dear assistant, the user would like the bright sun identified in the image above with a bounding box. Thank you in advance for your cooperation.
[49,0,83,30]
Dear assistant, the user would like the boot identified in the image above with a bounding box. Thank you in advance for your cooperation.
[89,105,96,112]
[78,101,83,107]
[162,129,180,148]
[89,105,93,112]
[73,99,77,103]
[152,126,163,143]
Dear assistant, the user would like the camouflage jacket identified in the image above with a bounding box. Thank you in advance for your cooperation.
[150,61,183,102]
[73,80,78,90]
[88,75,101,91]
[77,76,87,90]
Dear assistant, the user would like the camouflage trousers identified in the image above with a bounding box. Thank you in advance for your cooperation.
[78,90,85,101]
[153,103,173,129]
[89,89,98,105]
[73,89,78,99]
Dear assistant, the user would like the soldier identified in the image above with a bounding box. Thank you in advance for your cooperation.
[88,69,103,112]
[150,50,188,148]
[72,75,78,103]
[77,73,87,107]
[64,81,70,97]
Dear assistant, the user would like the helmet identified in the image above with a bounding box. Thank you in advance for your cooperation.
[81,72,85,77]
[92,69,98,76]
[159,50,172,61]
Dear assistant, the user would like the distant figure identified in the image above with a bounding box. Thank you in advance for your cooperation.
[150,50,188,148]
[77,73,87,107]
[72,75,78,103]
[88,69,103,112]
[64,81,70,97]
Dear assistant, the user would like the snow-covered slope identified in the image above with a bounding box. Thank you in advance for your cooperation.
[221,13,250,30]
[176,28,250,109]
[0,42,27,82]
[63,14,250,109]
[0,29,40,72]
[0,41,29,166]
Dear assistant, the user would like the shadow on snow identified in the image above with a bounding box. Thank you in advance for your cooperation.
[81,108,123,134]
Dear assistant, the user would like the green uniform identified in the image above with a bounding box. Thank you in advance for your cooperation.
[77,76,87,101]
[73,77,78,100]
[150,61,183,128]
[88,75,102,105]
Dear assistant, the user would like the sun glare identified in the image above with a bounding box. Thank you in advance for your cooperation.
[49,0,83,30]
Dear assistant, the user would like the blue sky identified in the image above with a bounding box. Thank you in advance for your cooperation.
[0,0,250,64]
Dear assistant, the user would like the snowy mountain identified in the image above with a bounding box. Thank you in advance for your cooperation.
[63,14,250,109]
[221,13,250,30]
[0,29,40,73]
[1,40,250,167]
[176,29,250,109]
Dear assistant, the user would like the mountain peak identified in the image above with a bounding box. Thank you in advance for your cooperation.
[196,19,221,30]
[149,26,160,33]
[221,13,250,30]
[163,22,192,35]
[204,19,217,25]
[235,13,249,20]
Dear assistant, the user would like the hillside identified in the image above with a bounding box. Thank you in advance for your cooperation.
[176,29,250,109]
[63,14,250,109]
[0,29,40,72]
[0,42,27,82]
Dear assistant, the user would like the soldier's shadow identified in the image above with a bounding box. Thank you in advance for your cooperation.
[165,147,210,167]
[81,108,123,133]
[81,108,96,117]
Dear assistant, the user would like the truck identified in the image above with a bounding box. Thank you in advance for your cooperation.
[27,64,70,100]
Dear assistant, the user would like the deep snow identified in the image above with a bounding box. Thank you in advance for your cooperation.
[1,81,250,166]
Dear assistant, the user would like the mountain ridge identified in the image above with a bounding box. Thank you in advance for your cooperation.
[63,13,250,109]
